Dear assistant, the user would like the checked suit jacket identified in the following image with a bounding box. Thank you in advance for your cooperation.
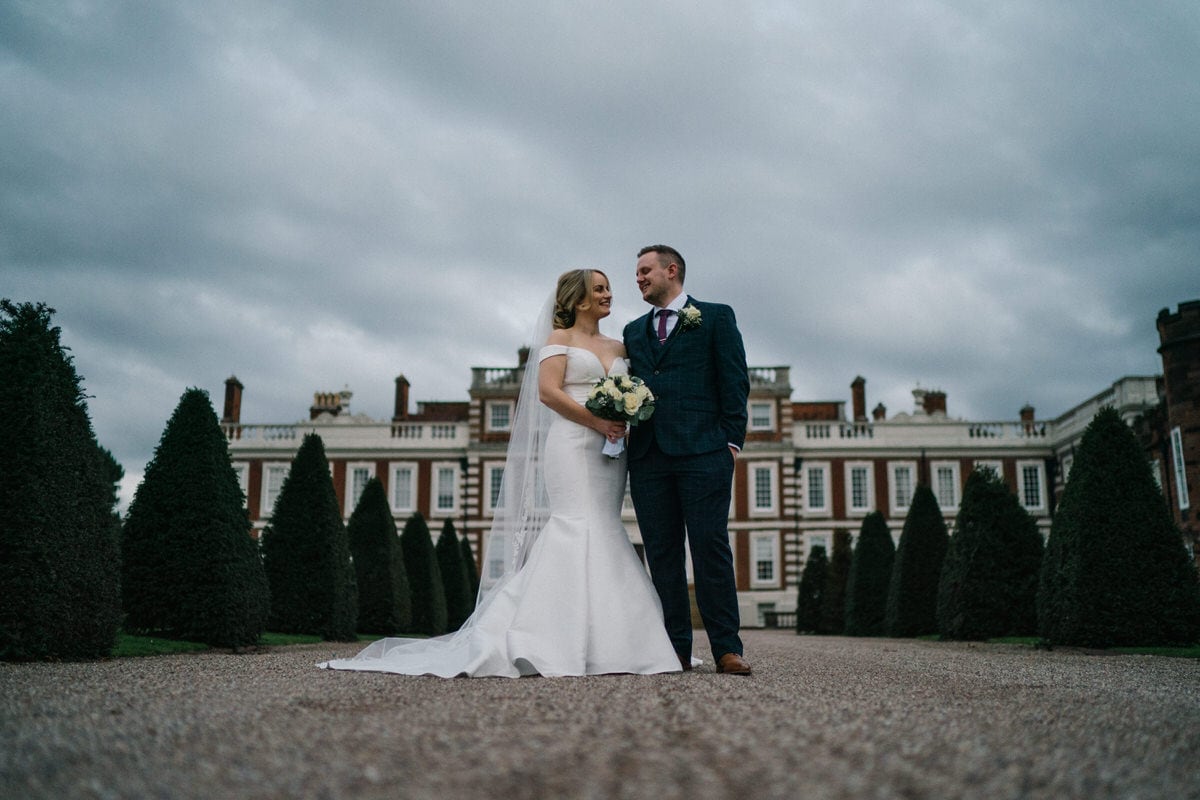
[622,297,750,460]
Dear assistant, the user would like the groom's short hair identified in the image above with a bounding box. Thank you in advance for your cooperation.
[638,244,686,284]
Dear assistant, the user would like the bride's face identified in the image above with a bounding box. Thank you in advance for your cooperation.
[581,272,613,319]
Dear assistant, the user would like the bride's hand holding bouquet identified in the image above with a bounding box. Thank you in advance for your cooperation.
[585,375,655,457]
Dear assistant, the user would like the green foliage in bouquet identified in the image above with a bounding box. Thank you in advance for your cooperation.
[584,374,656,424]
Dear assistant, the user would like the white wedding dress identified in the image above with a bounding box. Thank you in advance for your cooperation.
[319,345,680,677]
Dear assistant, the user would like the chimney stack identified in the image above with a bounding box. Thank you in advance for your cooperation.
[518,346,530,367]
[851,376,867,422]
[872,403,887,421]
[222,376,243,424]
[924,390,947,417]
[394,375,411,421]
[310,390,346,420]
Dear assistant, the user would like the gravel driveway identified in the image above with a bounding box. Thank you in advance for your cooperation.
[2,631,1198,799]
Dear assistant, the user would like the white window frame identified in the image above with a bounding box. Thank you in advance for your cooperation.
[1170,426,1190,511]
[931,461,961,511]
[483,462,505,516]
[1017,460,1046,512]
[845,461,874,516]
[748,461,778,516]
[232,462,249,508]
[388,461,418,515]
[344,462,376,516]
[750,530,780,588]
[1171,429,1190,510]
[803,462,830,515]
[431,461,460,518]
[887,461,917,515]
[485,400,514,433]
[260,462,290,518]
[748,401,775,432]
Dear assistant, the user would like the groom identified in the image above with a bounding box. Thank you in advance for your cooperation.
[623,245,752,676]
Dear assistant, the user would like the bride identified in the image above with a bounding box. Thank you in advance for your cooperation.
[320,269,681,677]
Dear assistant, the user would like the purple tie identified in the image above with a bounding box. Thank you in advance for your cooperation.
[657,309,673,344]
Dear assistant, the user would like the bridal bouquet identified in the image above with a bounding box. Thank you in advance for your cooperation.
[585,375,655,457]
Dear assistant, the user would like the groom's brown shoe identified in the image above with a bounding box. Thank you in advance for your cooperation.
[716,653,752,675]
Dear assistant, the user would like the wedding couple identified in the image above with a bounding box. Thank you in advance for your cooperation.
[320,245,751,677]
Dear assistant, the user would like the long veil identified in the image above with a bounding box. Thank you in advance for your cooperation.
[319,293,556,670]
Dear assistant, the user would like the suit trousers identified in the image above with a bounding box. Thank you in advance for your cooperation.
[629,442,743,662]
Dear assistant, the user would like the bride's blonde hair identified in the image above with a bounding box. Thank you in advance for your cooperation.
[553,269,606,329]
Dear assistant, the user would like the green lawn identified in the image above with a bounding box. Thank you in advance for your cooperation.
[112,631,381,658]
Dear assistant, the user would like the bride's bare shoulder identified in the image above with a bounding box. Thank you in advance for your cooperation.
[545,329,572,347]
[602,334,627,357]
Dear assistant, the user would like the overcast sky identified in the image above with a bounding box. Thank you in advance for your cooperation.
[4,1,1198,508]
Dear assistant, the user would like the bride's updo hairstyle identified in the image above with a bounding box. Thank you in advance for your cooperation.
[553,269,606,330]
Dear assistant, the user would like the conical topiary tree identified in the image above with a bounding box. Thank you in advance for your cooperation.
[436,519,472,631]
[401,512,447,636]
[123,388,270,647]
[885,484,949,638]
[0,300,122,661]
[818,530,852,634]
[1038,407,1200,647]
[937,467,1044,640]
[460,533,480,604]
[261,433,357,640]
[844,512,895,637]
[347,477,411,635]
[795,545,828,634]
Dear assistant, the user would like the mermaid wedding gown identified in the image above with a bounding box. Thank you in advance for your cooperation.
[319,345,680,677]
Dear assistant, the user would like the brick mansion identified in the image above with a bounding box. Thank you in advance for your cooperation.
[222,301,1199,627]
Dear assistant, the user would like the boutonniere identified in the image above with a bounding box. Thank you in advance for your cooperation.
[678,304,702,330]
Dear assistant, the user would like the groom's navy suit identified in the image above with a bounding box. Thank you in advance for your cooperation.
[623,297,749,663]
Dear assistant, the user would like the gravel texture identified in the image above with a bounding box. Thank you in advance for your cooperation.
[2,631,1199,799]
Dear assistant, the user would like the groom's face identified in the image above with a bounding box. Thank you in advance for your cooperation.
[636,252,677,307]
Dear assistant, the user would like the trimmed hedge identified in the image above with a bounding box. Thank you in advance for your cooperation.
[844,512,895,637]
[795,545,828,634]
[401,512,447,636]
[122,388,269,648]
[347,477,411,635]
[261,433,357,640]
[1038,407,1200,647]
[885,485,949,638]
[937,467,1043,640]
[461,533,480,604]
[436,519,472,631]
[0,300,122,660]
[818,530,853,635]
